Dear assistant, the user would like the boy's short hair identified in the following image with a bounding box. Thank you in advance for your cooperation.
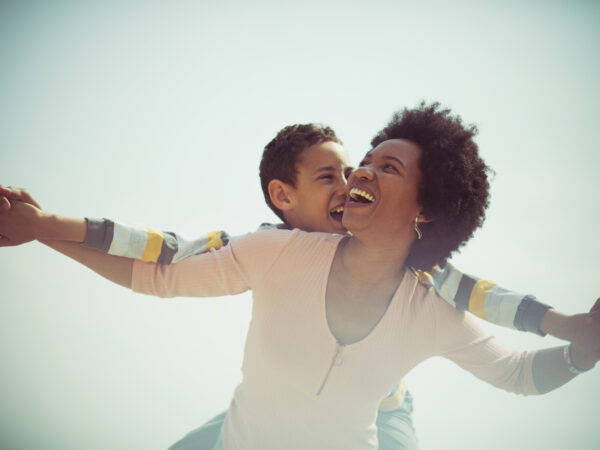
[259,123,343,222]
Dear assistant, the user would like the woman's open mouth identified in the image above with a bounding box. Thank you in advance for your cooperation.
[347,187,375,205]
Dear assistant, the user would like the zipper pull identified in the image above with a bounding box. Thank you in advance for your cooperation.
[334,345,344,365]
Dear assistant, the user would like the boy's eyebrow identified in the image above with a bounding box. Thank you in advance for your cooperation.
[312,166,337,175]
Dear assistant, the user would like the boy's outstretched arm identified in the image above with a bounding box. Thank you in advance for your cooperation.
[0,185,228,265]
[0,188,133,288]
[415,262,600,357]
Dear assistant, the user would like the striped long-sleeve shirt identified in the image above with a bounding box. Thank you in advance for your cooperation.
[81,218,551,336]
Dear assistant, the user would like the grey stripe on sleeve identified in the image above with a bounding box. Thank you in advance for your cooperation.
[220,231,230,246]
[157,232,179,264]
[513,295,552,336]
[453,275,477,311]
[531,346,577,394]
[80,218,114,253]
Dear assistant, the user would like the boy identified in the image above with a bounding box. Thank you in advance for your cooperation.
[0,124,597,450]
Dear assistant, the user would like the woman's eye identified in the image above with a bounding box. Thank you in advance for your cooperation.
[319,175,333,180]
[384,164,398,172]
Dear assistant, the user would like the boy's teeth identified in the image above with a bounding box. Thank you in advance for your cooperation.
[331,206,344,213]
[349,187,375,202]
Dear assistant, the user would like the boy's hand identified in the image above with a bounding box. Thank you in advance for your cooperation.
[0,185,42,211]
[541,300,600,350]
[0,200,47,246]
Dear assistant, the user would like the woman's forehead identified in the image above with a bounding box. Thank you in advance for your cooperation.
[363,139,421,163]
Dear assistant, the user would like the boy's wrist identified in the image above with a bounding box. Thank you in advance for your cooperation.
[39,213,87,243]
[539,309,571,340]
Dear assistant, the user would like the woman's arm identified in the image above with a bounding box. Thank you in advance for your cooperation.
[42,239,134,288]
[432,296,597,396]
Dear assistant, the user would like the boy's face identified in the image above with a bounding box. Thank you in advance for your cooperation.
[284,141,353,234]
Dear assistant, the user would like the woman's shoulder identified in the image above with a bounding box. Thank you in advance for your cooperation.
[230,227,344,256]
[406,268,466,316]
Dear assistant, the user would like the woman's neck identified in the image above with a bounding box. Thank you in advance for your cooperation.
[338,232,413,286]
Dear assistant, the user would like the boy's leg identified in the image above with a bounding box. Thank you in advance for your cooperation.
[377,390,419,450]
[168,411,227,450]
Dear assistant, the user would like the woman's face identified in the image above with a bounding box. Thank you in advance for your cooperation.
[342,139,424,239]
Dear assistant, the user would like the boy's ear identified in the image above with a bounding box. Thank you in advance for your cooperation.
[268,179,296,212]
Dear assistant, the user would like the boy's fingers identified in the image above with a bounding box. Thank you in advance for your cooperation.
[0,185,17,196]
[0,186,41,209]
[0,196,10,210]
[0,186,23,201]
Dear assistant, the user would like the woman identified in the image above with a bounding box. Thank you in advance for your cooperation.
[127,102,597,449]
[0,103,596,449]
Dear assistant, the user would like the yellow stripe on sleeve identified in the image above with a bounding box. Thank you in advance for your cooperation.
[205,231,224,251]
[378,379,407,411]
[414,269,433,285]
[469,279,497,320]
[141,227,164,262]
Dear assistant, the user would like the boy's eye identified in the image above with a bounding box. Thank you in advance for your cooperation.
[318,174,333,180]
[384,163,398,172]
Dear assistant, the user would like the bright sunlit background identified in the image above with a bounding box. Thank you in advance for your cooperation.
[1,1,599,449]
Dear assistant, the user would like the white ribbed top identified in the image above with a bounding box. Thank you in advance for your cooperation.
[132,228,538,450]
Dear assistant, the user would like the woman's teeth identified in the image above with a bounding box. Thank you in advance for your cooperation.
[349,187,375,203]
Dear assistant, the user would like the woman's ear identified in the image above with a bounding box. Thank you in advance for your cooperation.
[417,211,434,224]
[268,179,295,212]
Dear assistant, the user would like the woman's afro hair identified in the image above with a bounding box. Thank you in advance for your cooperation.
[370,102,492,270]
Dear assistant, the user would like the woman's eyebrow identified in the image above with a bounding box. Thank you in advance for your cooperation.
[383,155,406,169]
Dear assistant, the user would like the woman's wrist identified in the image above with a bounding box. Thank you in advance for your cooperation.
[565,343,596,373]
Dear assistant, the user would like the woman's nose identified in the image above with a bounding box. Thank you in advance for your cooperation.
[351,165,374,181]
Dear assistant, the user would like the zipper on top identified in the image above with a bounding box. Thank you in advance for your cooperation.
[316,342,345,396]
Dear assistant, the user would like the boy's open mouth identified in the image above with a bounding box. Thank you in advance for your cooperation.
[348,187,375,204]
[330,205,344,221]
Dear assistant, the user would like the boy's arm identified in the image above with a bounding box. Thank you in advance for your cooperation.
[81,218,229,264]
[0,186,229,265]
[0,198,134,287]
[415,263,600,351]
[415,263,550,334]
[0,186,229,288]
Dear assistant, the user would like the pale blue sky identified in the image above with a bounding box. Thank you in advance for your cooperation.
[1,1,599,449]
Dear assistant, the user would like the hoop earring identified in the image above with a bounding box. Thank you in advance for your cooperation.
[414,217,422,240]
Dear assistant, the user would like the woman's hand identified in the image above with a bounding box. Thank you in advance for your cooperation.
[0,199,48,246]
[565,298,600,371]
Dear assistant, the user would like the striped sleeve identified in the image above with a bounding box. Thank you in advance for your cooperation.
[81,218,230,264]
[413,263,552,336]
